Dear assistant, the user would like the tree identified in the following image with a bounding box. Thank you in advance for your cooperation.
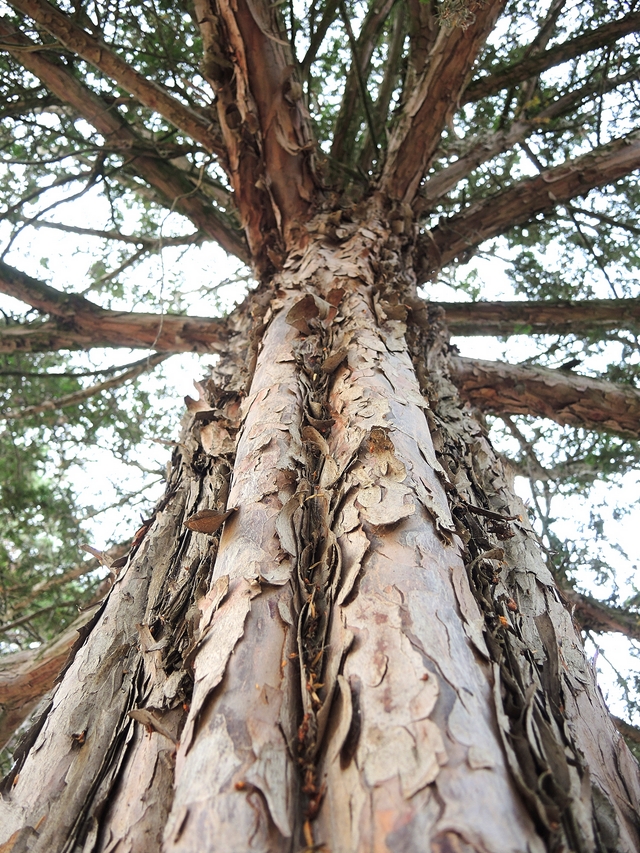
[0,0,639,849]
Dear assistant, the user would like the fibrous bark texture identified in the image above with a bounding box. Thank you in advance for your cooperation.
[1,219,639,852]
[450,356,640,441]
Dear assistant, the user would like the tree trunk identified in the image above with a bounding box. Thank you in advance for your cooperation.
[1,218,639,852]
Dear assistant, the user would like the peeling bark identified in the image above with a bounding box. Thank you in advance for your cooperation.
[380,0,506,203]
[0,610,97,753]
[194,0,316,272]
[450,355,640,441]
[2,218,639,852]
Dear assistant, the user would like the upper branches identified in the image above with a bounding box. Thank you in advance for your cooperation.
[417,131,640,281]
[380,0,506,203]
[0,17,249,263]
[463,10,640,104]
[6,0,226,160]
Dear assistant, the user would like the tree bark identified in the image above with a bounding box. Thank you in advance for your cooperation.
[450,355,640,441]
[417,131,640,280]
[1,222,639,852]
[0,609,98,753]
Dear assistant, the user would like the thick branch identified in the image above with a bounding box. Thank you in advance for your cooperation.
[612,716,640,746]
[562,587,640,643]
[380,0,506,203]
[194,0,316,271]
[463,11,640,103]
[6,0,225,158]
[450,355,640,440]
[0,261,229,353]
[418,131,640,279]
[440,298,640,337]
[0,18,249,263]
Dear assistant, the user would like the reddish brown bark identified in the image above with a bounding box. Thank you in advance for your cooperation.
[462,11,640,103]
[381,0,506,202]
[562,588,640,643]
[418,131,640,279]
[419,67,640,208]
[451,355,640,440]
[0,260,230,354]
[438,297,640,337]
[194,0,316,272]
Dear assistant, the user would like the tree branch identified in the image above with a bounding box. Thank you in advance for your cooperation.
[330,0,395,167]
[0,260,230,353]
[561,587,640,643]
[301,0,339,76]
[419,66,640,208]
[439,297,640,337]
[1,353,169,421]
[13,219,203,248]
[194,0,316,271]
[463,11,640,104]
[6,0,226,159]
[358,2,406,174]
[417,131,640,279]
[450,355,640,440]
[0,17,249,263]
[380,0,506,203]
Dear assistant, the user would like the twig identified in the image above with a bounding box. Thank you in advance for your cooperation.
[1,353,169,421]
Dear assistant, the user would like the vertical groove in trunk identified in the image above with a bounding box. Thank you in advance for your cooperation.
[0,218,639,852]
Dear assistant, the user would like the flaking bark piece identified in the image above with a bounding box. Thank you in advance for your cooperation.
[184,507,237,534]
[128,708,178,745]
[321,347,348,374]
[285,294,336,334]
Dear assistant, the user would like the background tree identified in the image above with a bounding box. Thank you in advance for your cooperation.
[0,0,640,849]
